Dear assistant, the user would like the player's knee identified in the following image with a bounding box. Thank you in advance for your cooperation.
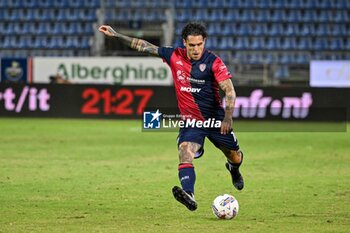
[227,150,242,164]
[178,142,194,163]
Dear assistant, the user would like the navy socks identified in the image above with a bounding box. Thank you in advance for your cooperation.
[178,163,196,194]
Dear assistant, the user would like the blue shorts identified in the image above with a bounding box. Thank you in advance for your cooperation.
[177,127,240,158]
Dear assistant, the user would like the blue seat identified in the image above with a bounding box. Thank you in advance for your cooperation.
[205,37,219,50]
[247,53,263,65]
[237,24,252,36]
[315,24,328,36]
[235,37,249,50]
[241,0,258,8]
[2,36,12,49]
[285,0,301,8]
[224,9,238,21]
[270,10,285,22]
[256,10,270,22]
[274,65,290,79]
[175,0,191,8]
[299,24,315,36]
[84,0,100,8]
[218,37,234,50]
[208,9,224,21]
[37,0,51,8]
[302,0,317,9]
[281,38,297,50]
[297,38,312,50]
[314,38,328,50]
[318,10,330,23]
[263,53,275,64]
[285,24,297,36]
[329,38,344,50]
[207,23,221,35]
[14,22,31,35]
[318,0,332,9]
[223,0,238,8]
[7,0,21,7]
[285,10,300,22]
[34,9,50,21]
[241,9,254,22]
[251,38,264,50]
[79,9,97,21]
[53,0,69,7]
[176,9,190,22]
[113,0,130,7]
[80,37,91,49]
[270,24,283,36]
[302,10,316,22]
[19,9,34,21]
[222,23,235,35]
[208,0,222,8]
[193,9,208,21]
[130,0,143,7]
[265,38,281,50]
[270,0,284,8]
[4,9,20,21]
[295,53,309,65]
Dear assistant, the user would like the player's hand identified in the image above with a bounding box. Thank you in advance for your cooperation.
[98,25,117,37]
[221,116,232,135]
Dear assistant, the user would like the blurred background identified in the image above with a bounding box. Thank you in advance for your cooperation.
[0,0,349,121]
[0,0,349,86]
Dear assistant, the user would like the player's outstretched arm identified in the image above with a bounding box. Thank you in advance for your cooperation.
[98,25,159,56]
[219,79,236,135]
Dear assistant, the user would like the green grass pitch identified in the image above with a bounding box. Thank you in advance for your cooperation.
[0,118,349,233]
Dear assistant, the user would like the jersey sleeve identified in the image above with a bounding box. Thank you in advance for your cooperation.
[157,47,175,65]
[212,57,232,82]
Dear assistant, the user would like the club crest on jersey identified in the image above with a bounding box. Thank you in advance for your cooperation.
[199,64,206,72]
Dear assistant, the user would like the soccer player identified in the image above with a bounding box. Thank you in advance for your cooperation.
[98,22,244,211]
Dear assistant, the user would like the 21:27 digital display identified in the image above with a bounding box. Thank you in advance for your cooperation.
[81,88,153,116]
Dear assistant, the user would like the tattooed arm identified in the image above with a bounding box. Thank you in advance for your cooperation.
[219,79,236,135]
[98,25,159,56]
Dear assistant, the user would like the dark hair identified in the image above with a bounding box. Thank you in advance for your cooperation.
[181,22,207,40]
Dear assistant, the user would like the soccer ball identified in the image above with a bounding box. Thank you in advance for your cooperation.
[211,194,239,220]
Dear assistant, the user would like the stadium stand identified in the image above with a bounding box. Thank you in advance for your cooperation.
[0,0,349,85]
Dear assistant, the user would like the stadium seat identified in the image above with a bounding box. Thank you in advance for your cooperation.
[84,0,100,8]
[6,0,22,8]
[314,24,326,36]
[295,53,310,64]
[223,0,239,8]
[285,10,301,23]
[251,38,265,50]
[302,0,317,9]
[329,38,344,50]
[235,37,249,50]
[241,9,254,22]
[223,9,238,21]
[237,24,252,36]
[266,38,281,50]
[314,38,328,50]
[270,10,285,22]
[176,9,190,22]
[205,37,219,50]
[53,0,69,7]
[297,38,312,50]
[270,24,283,36]
[208,9,224,21]
[285,24,297,36]
[274,65,290,79]
[175,0,191,8]
[208,0,222,8]
[256,10,270,22]
[302,10,316,22]
[37,0,51,8]
[299,24,315,36]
